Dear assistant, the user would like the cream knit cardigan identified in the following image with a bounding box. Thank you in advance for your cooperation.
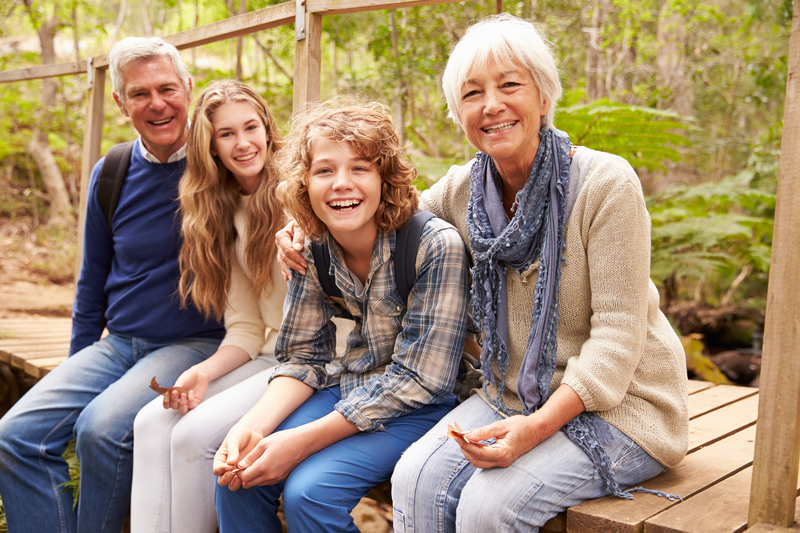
[420,149,688,468]
[218,196,287,359]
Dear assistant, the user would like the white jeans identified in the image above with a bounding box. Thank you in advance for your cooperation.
[129,354,277,533]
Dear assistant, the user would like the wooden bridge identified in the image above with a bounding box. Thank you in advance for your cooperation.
[1,0,799,530]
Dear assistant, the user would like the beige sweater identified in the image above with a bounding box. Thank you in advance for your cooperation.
[420,150,688,467]
[218,197,287,358]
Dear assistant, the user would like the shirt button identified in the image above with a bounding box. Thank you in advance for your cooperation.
[396,306,401,311]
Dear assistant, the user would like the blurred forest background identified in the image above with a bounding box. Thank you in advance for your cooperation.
[0,0,791,384]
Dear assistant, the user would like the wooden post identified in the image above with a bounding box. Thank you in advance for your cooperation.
[75,65,106,277]
[293,8,322,112]
[748,0,800,527]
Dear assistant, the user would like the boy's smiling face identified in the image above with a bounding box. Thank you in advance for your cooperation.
[307,138,382,246]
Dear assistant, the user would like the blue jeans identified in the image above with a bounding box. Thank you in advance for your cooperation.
[391,394,667,533]
[215,385,456,533]
[0,333,219,533]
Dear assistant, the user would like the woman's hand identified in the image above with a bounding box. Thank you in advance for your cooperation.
[214,423,267,491]
[455,384,586,469]
[455,415,546,468]
[275,220,307,280]
[162,367,210,414]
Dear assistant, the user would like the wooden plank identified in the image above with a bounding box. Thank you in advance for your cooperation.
[164,3,294,50]
[0,330,71,351]
[0,318,72,328]
[750,0,800,526]
[0,60,87,83]
[541,512,566,533]
[24,356,67,379]
[688,385,759,420]
[307,0,463,15]
[645,469,800,533]
[77,67,106,276]
[687,380,714,395]
[567,425,758,533]
[10,348,71,368]
[688,394,759,453]
[293,11,322,111]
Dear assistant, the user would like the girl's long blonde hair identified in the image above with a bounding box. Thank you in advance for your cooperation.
[178,80,283,321]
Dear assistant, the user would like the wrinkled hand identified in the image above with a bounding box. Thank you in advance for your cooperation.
[214,424,267,491]
[275,221,307,281]
[455,415,546,469]
[233,427,310,488]
[162,368,209,415]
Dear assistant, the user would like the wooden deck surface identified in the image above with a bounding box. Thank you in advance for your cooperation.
[0,318,793,532]
[0,317,72,378]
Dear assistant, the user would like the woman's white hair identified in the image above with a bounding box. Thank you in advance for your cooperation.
[442,14,562,130]
[109,37,191,102]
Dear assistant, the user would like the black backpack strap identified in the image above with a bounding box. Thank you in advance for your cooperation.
[97,141,135,232]
[394,209,436,304]
[311,238,344,300]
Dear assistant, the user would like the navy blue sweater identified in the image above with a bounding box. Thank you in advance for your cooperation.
[70,141,225,355]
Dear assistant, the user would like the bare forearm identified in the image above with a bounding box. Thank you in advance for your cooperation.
[527,383,585,441]
[192,345,252,382]
[239,376,315,435]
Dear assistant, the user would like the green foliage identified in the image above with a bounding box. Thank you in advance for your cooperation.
[59,439,81,511]
[648,169,775,304]
[681,333,732,385]
[0,494,6,533]
[555,96,693,171]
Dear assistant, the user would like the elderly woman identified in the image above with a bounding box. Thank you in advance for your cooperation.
[278,14,688,532]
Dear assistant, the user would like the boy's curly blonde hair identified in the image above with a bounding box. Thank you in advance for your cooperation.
[277,99,418,238]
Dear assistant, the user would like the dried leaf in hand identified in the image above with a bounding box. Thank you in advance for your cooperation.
[149,377,189,398]
[443,422,487,447]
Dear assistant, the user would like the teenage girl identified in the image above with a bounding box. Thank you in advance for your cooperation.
[130,80,286,533]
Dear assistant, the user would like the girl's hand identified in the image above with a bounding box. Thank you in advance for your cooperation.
[275,221,307,280]
[235,426,311,487]
[162,367,210,415]
[455,415,546,468]
[214,424,267,491]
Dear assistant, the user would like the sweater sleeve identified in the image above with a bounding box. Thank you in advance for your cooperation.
[70,159,112,355]
[560,157,652,412]
[219,256,269,359]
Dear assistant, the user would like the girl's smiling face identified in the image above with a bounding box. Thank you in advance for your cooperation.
[307,138,382,245]
[210,101,269,194]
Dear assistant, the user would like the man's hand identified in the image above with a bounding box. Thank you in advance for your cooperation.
[275,221,307,281]
[214,423,267,491]
[234,426,312,488]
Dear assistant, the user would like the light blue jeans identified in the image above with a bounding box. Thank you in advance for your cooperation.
[391,394,666,533]
[215,385,456,533]
[0,333,219,533]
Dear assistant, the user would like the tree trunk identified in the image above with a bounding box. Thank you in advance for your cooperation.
[390,11,406,144]
[584,0,610,100]
[24,2,73,226]
[656,2,691,114]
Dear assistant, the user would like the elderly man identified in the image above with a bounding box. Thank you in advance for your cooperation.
[0,37,224,533]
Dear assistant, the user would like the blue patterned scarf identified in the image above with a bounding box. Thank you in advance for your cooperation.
[466,127,634,500]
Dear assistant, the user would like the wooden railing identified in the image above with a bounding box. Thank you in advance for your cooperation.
[1,1,799,529]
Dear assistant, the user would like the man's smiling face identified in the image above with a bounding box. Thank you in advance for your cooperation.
[113,57,192,163]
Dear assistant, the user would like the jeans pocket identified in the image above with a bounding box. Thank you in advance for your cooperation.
[393,508,406,532]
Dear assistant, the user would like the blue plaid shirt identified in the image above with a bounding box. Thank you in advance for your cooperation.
[272,217,471,432]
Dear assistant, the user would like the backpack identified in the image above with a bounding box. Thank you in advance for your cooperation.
[310,209,436,307]
[96,141,135,232]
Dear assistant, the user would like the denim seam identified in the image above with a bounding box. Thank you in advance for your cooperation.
[38,408,81,533]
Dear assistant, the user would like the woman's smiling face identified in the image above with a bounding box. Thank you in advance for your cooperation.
[459,57,549,179]
[307,138,382,244]
[210,101,268,195]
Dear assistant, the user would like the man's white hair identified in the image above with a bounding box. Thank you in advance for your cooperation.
[109,37,190,101]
